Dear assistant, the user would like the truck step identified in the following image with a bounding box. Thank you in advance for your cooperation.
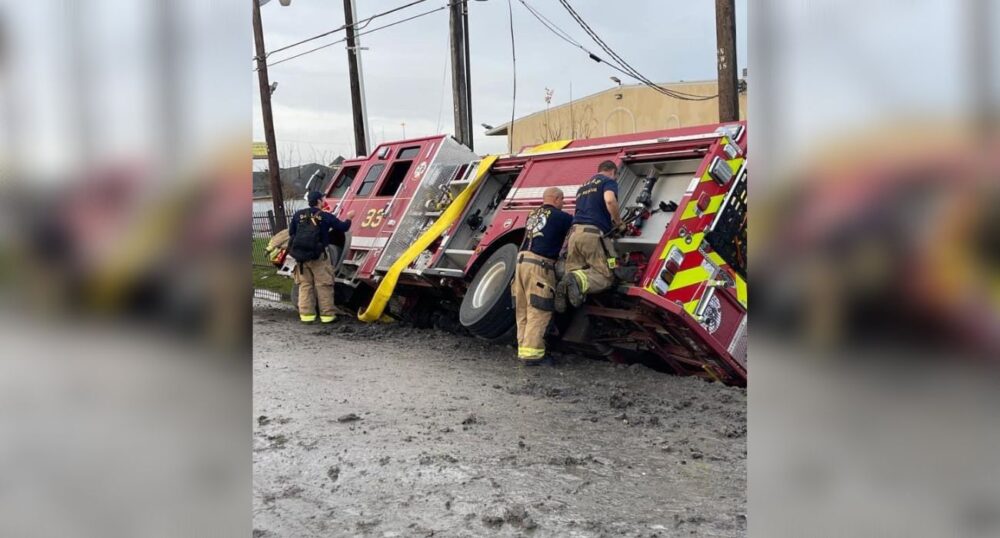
[423,267,466,277]
[444,249,474,259]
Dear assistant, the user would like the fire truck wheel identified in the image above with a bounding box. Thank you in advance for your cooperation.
[460,243,518,340]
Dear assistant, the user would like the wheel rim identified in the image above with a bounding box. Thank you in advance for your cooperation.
[472,261,508,309]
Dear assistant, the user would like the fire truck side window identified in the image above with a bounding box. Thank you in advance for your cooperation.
[327,165,360,199]
[376,160,413,197]
[397,146,420,160]
[356,164,385,197]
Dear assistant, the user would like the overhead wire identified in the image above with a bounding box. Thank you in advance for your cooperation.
[562,0,717,100]
[519,0,708,99]
[518,0,582,48]
[259,0,429,60]
[261,2,458,69]
[554,0,717,101]
[435,29,450,134]
[516,0,650,82]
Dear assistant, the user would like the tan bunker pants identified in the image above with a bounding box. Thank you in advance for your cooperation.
[512,252,557,360]
[295,256,336,323]
[564,224,616,297]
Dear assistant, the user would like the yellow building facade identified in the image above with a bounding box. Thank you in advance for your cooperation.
[486,80,747,151]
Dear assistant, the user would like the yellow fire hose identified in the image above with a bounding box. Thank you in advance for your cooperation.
[357,155,499,322]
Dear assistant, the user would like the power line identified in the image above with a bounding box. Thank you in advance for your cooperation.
[555,0,717,101]
[516,0,644,82]
[260,0,429,60]
[519,0,712,99]
[262,2,456,69]
[435,30,450,134]
[559,0,715,100]
[518,0,582,48]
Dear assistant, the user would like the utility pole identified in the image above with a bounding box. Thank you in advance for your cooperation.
[157,0,179,174]
[449,0,474,149]
[343,0,371,156]
[67,1,93,166]
[462,1,473,146]
[969,0,994,138]
[253,0,287,231]
[714,0,739,123]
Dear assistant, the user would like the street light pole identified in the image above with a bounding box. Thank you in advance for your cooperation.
[253,0,287,231]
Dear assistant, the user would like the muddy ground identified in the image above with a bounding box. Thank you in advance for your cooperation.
[253,300,746,537]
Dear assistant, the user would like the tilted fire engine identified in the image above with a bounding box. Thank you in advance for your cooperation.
[277,122,748,385]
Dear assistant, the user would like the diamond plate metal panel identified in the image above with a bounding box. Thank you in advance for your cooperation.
[375,138,477,271]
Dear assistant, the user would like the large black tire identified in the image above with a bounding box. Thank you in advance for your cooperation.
[460,243,518,340]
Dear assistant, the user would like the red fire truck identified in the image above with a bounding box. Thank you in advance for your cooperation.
[279,122,748,385]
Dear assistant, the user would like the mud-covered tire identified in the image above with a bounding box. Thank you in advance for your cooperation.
[460,243,518,340]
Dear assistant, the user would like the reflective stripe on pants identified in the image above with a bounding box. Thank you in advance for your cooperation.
[512,251,556,359]
[517,346,545,359]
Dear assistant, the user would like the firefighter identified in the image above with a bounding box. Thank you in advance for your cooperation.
[555,160,623,312]
[288,191,354,324]
[512,187,573,365]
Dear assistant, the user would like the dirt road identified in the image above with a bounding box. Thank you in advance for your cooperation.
[253,300,746,537]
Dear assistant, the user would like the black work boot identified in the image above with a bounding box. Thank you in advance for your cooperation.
[522,356,554,367]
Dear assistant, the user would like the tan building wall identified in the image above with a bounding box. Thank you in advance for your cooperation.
[489,81,747,151]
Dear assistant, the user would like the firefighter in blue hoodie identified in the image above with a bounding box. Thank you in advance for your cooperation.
[555,160,623,312]
[288,191,354,323]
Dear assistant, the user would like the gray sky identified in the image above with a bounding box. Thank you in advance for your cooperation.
[253,0,749,167]
[7,0,985,178]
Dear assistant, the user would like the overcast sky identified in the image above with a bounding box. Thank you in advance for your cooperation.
[253,0,748,167]
[6,1,987,178]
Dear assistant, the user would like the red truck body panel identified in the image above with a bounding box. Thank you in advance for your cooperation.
[316,123,748,384]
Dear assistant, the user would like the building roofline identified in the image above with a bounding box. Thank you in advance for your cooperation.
[484,80,721,136]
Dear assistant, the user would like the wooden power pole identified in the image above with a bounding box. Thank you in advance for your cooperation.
[969,0,994,137]
[715,0,740,123]
[343,0,371,156]
[252,0,287,231]
[449,0,474,150]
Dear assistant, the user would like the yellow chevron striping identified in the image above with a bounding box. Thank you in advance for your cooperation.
[700,156,745,182]
[735,274,747,307]
[658,232,705,260]
[681,193,727,220]
[668,266,712,292]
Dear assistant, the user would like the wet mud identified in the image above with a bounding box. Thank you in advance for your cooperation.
[253,300,746,537]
